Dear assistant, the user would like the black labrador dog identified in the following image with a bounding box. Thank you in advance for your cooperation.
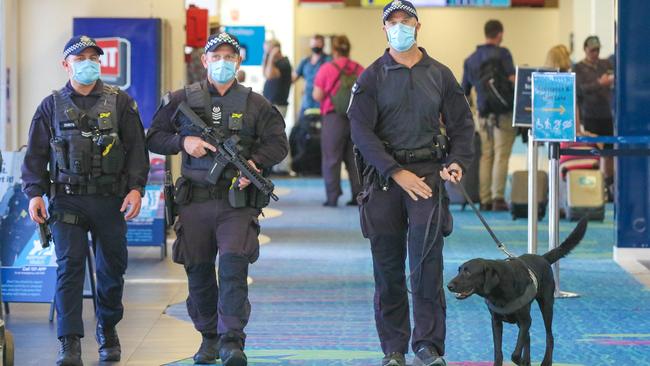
[447,218,587,366]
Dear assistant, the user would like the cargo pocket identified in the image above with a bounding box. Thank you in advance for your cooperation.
[172,221,186,265]
[244,216,261,263]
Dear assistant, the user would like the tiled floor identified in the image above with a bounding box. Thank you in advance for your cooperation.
[7,175,650,365]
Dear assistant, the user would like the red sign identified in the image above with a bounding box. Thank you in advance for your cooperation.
[97,38,120,77]
[96,37,131,89]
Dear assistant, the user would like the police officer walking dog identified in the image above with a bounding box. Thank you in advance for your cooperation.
[348,2,475,365]
[21,35,150,366]
[146,33,288,365]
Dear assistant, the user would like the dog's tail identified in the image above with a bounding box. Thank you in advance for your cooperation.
[543,217,588,264]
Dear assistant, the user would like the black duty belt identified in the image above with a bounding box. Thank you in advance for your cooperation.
[55,182,121,196]
[190,182,229,202]
[392,146,444,165]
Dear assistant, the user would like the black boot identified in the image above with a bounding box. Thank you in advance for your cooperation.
[218,333,247,366]
[95,324,121,362]
[193,334,220,364]
[56,335,83,366]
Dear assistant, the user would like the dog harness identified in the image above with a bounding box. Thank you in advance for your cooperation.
[485,263,539,315]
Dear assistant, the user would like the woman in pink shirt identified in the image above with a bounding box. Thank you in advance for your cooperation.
[313,35,364,207]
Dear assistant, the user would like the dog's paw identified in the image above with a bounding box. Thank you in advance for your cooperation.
[510,354,527,365]
[510,354,520,365]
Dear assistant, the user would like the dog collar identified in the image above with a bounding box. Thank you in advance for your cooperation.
[485,267,539,315]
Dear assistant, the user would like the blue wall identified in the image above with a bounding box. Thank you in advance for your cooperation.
[616,0,650,248]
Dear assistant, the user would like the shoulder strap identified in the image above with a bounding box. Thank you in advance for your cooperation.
[185,81,211,120]
[326,60,351,97]
[228,83,252,113]
[89,85,119,132]
[52,88,92,132]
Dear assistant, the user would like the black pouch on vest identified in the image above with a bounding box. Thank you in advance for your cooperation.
[50,137,68,170]
[100,135,125,174]
[174,177,192,206]
[248,186,271,209]
[68,135,92,175]
[228,179,249,209]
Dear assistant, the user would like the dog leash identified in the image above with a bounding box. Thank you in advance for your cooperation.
[449,172,516,259]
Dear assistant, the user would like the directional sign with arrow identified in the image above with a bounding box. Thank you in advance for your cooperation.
[531,72,576,142]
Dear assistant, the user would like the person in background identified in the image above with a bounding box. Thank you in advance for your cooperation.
[293,34,331,118]
[462,19,516,212]
[263,39,293,118]
[313,35,363,207]
[574,36,615,200]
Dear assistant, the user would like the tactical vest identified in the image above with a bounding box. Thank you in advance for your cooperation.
[50,85,126,196]
[178,81,255,184]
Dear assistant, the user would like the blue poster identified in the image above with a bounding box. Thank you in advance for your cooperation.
[532,72,576,142]
[73,18,161,128]
[0,151,57,303]
[126,154,166,248]
[224,26,265,66]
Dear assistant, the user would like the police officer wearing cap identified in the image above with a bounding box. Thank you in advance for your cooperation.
[348,2,475,366]
[21,35,150,366]
[146,33,288,365]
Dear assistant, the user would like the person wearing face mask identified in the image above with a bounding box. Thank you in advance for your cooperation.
[21,35,150,366]
[146,32,288,365]
[348,1,475,365]
[292,34,331,117]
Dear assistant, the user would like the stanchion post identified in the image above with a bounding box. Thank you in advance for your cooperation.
[548,142,578,298]
[528,129,538,254]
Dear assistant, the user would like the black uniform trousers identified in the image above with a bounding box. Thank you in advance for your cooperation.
[359,167,451,356]
[173,197,260,342]
[50,194,128,338]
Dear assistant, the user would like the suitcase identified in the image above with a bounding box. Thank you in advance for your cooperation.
[563,169,605,221]
[446,131,480,210]
[509,170,548,220]
[289,109,322,176]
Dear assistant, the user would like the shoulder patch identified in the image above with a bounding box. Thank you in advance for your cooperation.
[351,82,362,95]
[160,92,172,108]
[130,99,139,112]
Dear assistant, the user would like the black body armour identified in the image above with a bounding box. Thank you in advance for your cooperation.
[178,81,255,185]
[50,85,126,196]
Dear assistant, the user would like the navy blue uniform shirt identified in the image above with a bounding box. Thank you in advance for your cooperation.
[461,44,516,115]
[21,80,150,199]
[348,48,475,178]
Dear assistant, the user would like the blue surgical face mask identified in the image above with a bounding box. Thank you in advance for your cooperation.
[209,60,237,84]
[71,59,101,85]
[386,23,416,53]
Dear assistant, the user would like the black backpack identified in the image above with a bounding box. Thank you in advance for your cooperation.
[289,110,322,176]
[478,50,514,116]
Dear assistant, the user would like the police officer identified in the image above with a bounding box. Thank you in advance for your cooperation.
[348,2,475,366]
[21,35,150,366]
[146,33,288,365]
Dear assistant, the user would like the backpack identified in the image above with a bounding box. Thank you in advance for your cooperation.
[478,49,514,116]
[328,61,359,116]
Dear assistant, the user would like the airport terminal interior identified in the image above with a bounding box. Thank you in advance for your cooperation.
[1,0,649,365]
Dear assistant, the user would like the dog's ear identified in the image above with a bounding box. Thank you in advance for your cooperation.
[483,266,500,294]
